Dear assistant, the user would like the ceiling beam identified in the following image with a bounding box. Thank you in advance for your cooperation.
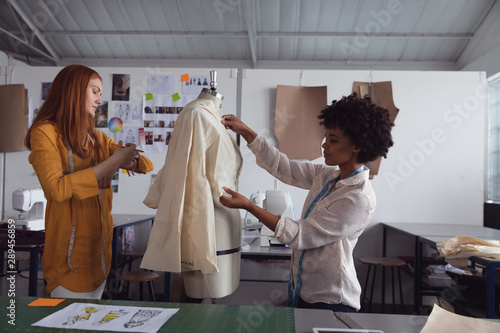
[243,0,258,68]
[7,0,61,64]
[0,26,58,63]
[41,30,473,40]
[58,57,457,71]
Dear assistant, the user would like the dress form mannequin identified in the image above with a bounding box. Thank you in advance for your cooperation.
[182,72,242,299]
[141,71,242,299]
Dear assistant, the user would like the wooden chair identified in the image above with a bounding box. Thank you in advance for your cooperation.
[117,249,145,273]
[117,270,160,301]
[359,256,406,313]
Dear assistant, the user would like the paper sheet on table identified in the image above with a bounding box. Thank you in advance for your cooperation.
[28,298,66,307]
[436,236,500,268]
[31,302,179,332]
[275,85,327,160]
[420,304,500,332]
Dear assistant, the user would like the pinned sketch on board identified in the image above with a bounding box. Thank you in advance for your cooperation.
[182,74,209,95]
[31,302,179,332]
[116,126,141,147]
[148,74,175,95]
[115,102,141,123]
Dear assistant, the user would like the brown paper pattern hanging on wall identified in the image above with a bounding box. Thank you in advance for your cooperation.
[275,85,327,160]
[0,84,28,152]
[352,81,399,179]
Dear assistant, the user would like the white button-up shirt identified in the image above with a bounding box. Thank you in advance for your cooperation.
[248,135,375,310]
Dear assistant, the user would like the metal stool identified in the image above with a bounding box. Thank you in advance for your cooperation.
[359,257,405,313]
[117,270,160,301]
[117,250,145,273]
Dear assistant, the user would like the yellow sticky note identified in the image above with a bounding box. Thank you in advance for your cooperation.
[181,74,189,82]
[145,93,154,101]
[28,298,66,307]
[172,93,181,102]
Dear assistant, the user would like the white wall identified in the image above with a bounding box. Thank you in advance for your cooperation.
[2,66,237,220]
[238,69,486,227]
[4,67,486,227]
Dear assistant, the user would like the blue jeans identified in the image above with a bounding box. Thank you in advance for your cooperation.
[298,297,357,313]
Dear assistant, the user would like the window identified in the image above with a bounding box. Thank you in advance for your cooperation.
[486,72,500,202]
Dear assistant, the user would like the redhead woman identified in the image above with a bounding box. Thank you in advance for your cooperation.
[25,65,153,299]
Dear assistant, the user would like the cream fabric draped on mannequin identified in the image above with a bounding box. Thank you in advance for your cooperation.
[141,95,242,298]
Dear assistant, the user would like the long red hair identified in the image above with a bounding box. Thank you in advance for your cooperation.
[25,64,104,160]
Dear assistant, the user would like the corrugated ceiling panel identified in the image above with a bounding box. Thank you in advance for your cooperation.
[121,1,151,31]
[156,37,181,59]
[415,39,444,61]
[399,39,425,61]
[259,37,280,60]
[190,36,214,59]
[316,0,343,32]
[178,0,207,32]
[382,39,406,61]
[88,1,122,31]
[452,0,494,32]
[258,0,280,32]
[296,38,316,60]
[412,1,448,34]
[226,37,249,60]
[86,36,114,58]
[434,39,467,61]
[392,1,426,33]
[279,0,299,33]
[169,37,193,58]
[298,0,321,33]
[101,1,132,31]
[119,36,147,58]
[335,0,362,33]
[278,38,296,61]
[103,36,130,58]
[63,1,100,30]
[0,0,496,69]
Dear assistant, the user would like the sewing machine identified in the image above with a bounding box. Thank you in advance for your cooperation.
[12,188,47,230]
[244,181,296,246]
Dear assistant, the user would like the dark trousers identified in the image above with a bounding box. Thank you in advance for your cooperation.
[298,297,357,313]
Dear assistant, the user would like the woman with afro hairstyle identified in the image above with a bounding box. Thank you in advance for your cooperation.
[219,93,394,312]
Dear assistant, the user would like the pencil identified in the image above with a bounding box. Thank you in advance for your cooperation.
[113,143,144,153]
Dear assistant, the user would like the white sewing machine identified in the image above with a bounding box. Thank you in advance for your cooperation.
[244,181,296,246]
[12,188,47,230]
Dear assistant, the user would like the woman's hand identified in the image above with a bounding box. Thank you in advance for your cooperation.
[219,187,251,209]
[113,140,137,169]
[220,186,280,232]
[97,170,114,189]
[93,141,135,185]
[221,115,257,144]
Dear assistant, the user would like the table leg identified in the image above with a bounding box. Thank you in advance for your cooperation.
[383,227,387,257]
[28,248,38,296]
[414,236,422,312]
[486,263,495,319]
[111,227,119,271]
[164,272,171,302]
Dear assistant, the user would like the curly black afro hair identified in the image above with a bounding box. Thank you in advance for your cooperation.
[318,93,394,164]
